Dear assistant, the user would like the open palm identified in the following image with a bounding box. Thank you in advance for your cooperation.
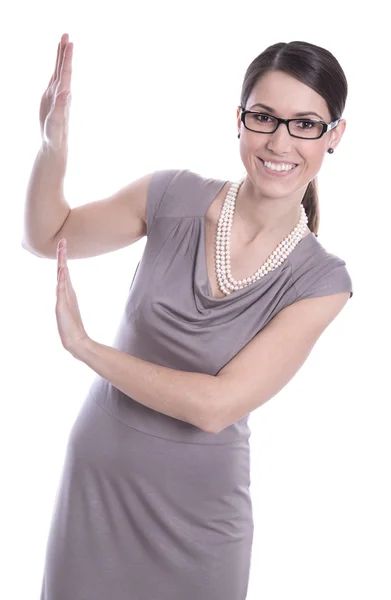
[56,238,90,356]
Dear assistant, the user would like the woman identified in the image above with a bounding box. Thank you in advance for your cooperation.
[24,33,353,600]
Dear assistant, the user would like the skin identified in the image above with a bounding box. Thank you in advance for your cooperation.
[235,70,346,243]
[56,239,90,357]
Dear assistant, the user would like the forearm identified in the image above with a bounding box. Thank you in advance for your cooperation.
[22,143,71,252]
[73,338,220,433]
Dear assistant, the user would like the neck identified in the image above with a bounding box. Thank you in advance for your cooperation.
[235,177,308,243]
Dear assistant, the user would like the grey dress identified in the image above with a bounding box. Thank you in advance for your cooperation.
[40,169,353,600]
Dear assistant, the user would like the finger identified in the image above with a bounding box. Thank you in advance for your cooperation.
[57,40,73,99]
[57,242,62,280]
[61,266,73,303]
[48,41,61,88]
[62,252,74,291]
[65,265,72,293]
[57,239,66,280]
[56,267,66,295]
[56,34,69,83]
[62,244,70,289]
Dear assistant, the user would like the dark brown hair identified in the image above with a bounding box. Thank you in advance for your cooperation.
[239,41,348,236]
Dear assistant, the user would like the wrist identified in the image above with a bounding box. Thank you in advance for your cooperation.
[69,336,95,362]
[40,140,68,162]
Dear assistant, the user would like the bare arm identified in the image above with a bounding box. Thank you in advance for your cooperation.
[214,291,351,433]
[23,171,151,260]
[22,143,70,254]
[22,33,150,260]
[73,338,217,433]
[22,34,72,253]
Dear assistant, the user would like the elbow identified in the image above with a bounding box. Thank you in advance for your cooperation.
[202,376,227,435]
[197,410,219,435]
[203,421,221,435]
[21,239,46,258]
[203,420,220,435]
[207,413,226,435]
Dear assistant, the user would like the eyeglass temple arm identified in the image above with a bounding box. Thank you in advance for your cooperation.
[327,119,340,131]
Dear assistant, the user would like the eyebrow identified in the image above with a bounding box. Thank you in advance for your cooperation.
[249,103,324,120]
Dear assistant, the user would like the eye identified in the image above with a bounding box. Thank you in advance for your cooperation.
[296,120,315,129]
[257,113,274,122]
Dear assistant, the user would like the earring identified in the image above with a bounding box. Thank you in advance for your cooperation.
[238,133,241,139]
[327,148,334,154]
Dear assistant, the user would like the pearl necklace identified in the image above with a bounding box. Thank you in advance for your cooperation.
[215,179,309,296]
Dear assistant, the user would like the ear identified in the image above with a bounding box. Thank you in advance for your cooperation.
[329,118,346,151]
[237,105,242,133]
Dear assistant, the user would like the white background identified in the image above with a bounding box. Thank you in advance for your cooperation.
[1,1,390,598]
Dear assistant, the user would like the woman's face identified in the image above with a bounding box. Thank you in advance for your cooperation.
[237,70,345,198]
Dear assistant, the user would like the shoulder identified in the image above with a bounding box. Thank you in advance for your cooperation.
[147,168,228,220]
[149,168,226,190]
[288,233,354,301]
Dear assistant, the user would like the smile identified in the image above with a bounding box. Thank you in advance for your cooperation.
[258,157,298,177]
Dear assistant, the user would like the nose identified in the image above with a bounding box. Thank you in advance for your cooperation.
[266,121,294,153]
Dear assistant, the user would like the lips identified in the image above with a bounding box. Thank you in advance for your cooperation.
[257,157,299,177]
[259,158,298,166]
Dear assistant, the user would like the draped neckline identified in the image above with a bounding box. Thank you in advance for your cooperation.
[198,178,316,303]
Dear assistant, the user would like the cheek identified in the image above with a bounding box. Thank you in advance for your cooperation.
[299,144,325,168]
[239,141,250,165]
[308,151,326,172]
[239,138,260,164]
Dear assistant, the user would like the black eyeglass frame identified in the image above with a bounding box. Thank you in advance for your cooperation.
[240,108,341,140]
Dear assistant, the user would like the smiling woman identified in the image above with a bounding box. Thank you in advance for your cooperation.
[236,51,346,237]
[27,36,353,600]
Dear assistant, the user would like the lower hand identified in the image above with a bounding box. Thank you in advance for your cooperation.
[56,238,91,357]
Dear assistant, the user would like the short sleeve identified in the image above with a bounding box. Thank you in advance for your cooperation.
[146,169,182,236]
[295,261,353,301]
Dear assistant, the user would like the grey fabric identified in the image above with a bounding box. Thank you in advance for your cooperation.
[40,169,353,599]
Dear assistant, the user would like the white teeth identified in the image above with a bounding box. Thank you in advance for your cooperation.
[263,160,297,171]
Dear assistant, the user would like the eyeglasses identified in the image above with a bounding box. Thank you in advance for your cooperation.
[240,108,340,140]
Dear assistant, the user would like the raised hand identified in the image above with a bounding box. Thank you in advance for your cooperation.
[39,33,73,152]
